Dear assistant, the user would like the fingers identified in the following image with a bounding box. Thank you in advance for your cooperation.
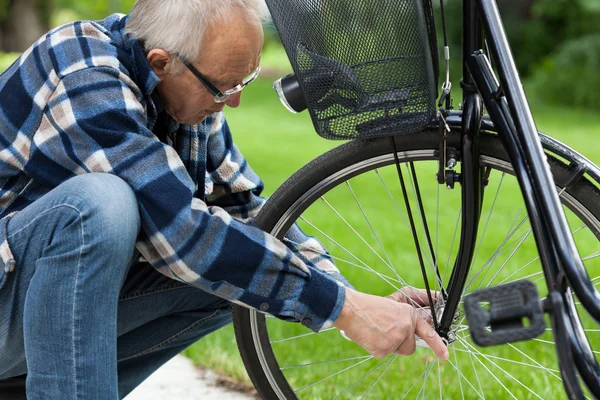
[415,317,449,361]
[394,335,417,356]
[390,288,443,307]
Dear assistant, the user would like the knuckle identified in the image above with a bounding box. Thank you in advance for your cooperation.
[372,350,386,359]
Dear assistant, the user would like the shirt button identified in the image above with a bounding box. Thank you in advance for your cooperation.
[259,303,270,312]
[301,318,312,327]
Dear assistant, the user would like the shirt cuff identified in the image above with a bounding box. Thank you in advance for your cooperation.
[296,268,347,332]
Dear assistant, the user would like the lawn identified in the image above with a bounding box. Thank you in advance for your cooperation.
[183,76,600,399]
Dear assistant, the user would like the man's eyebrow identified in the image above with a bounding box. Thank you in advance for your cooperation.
[212,77,229,85]
[212,76,234,88]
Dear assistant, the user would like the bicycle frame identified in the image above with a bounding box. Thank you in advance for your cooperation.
[438,0,600,397]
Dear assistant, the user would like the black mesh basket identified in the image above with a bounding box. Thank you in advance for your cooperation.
[266,0,439,140]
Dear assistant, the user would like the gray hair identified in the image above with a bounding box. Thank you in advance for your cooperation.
[125,0,270,73]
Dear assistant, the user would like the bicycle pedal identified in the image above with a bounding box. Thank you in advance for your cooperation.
[464,280,546,346]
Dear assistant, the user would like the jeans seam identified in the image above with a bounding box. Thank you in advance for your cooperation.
[70,206,84,400]
[118,284,190,301]
[7,203,83,240]
[9,203,86,397]
[117,308,226,363]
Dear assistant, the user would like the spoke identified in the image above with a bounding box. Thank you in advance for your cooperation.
[472,172,506,267]
[344,181,424,308]
[463,212,527,295]
[320,196,401,280]
[405,163,442,291]
[436,178,440,287]
[496,255,540,286]
[482,229,532,289]
[374,168,445,307]
[294,355,374,393]
[452,348,561,374]
[389,146,440,327]
[400,360,436,400]
[280,355,372,370]
[496,223,588,286]
[532,338,556,345]
[508,270,544,283]
[455,339,518,400]
[583,250,600,262]
[298,216,402,292]
[360,355,396,399]
[459,338,544,399]
[453,346,466,400]
[346,180,399,275]
[443,208,462,293]
[270,327,336,345]
[438,358,442,400]
[284,238,404,286]
[472,223,531,290]
[444,357,485,398]
[463,210,529,293]
[467,350,485,399]
[505,342,563,380]
[375,169,411,229]
[332,356,395,399]
[415,352,436,399]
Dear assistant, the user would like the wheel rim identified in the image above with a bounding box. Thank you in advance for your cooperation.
[248,149,600,399]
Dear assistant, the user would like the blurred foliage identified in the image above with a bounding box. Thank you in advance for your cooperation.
[0,0,52,23]
[435,0,600,108]
[440,0,600,77]
[0,0,10,20]
[0,0,598,108]
[0,52,18,71]
[52,0,135,21]
[530,33,600,108]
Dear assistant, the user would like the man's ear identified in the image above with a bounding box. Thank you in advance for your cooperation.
[147,49,173,77]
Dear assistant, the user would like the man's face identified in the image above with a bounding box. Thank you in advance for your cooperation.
[150,10,264,125]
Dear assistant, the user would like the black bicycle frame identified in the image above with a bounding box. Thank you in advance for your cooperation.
[437,0,600,397]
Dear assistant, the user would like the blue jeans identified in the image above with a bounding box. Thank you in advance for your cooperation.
[0,173,233,399]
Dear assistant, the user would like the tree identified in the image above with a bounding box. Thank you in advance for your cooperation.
[0,0,137,52]
[0,0,51,52]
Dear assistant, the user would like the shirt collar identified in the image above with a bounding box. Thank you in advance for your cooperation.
[116,14,162,96]
[151,90,166,114]
[131,39,162,96]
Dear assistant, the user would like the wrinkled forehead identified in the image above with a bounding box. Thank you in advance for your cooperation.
[196,17,264,82]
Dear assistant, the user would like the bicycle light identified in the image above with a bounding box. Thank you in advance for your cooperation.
[273,73,307,114]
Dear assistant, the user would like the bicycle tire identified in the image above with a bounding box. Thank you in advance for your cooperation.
[233,128,600,399]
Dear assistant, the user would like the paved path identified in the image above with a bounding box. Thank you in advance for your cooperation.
[125,355,256,400]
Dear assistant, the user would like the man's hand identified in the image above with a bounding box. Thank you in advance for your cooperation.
[332,287,449,360]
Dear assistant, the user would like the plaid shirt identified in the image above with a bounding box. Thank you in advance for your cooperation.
[0,13,347,331]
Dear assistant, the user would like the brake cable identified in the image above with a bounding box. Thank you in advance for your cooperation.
[438,0,452,110]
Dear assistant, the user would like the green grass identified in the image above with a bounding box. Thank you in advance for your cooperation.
[0,53,20,73]
[184,77,600,398]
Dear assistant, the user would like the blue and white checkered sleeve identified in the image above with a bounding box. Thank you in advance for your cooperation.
[205,114,354,289]
[205,113,266,222]
[25,67,346,332]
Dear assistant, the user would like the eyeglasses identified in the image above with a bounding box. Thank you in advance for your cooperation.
[183,61,261,103]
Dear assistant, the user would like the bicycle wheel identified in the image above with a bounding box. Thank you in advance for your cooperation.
[233,128,600,399]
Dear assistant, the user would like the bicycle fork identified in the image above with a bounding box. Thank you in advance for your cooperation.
[458,0,600,397]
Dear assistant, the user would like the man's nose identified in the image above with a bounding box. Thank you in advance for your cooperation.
[224,92,242,108]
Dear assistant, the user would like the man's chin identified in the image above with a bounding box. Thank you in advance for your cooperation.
[168,113,207,125]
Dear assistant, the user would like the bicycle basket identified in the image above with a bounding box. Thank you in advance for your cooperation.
[266,0,439,140]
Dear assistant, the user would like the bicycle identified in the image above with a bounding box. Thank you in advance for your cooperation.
[231,0,600,398]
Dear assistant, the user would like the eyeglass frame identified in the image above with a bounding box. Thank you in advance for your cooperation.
[182,60,261,103]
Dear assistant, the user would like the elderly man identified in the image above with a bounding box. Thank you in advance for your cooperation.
[0,0,447,398]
